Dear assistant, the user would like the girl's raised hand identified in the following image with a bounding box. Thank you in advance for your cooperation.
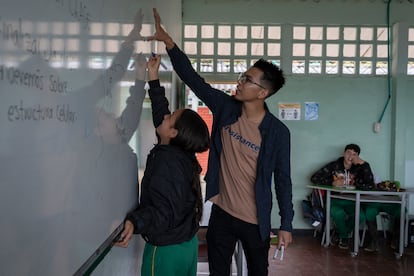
[147,53,161,81]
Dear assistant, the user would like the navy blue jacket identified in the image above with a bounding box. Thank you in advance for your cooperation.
[167,45,294,240]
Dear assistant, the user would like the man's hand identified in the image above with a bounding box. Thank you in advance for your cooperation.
[332,176,345,187]
[147,8,175,49]
[277,230,292,249]
[352,155,365,165]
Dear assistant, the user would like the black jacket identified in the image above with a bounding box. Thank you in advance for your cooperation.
[310,157,374,189]
[126,84,198,246]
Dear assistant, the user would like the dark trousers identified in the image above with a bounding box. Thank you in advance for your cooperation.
[206,204,270,276]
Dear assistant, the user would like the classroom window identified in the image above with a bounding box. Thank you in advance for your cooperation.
[234,59,248,73]
[290,25,390,75]
[184,23,281,74]
[408,27,414,75]
[184,41,197,55]
[186,83,234,109]
[201,25,214,38]
[182,23,412,77]
[200,58,214,72]
[217,59,231,72]
[218,25,231,38]
[7,19,401,77]
[201,42,214,56]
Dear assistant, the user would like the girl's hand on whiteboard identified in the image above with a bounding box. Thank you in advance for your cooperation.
[114,220,134,248]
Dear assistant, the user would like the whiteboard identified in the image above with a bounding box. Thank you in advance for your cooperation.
[0,0,155,274]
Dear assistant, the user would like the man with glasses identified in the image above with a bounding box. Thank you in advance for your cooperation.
[149,8,294,276]
[238,72,268,89]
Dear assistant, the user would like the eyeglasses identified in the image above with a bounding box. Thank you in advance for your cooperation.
[237,73,266,89]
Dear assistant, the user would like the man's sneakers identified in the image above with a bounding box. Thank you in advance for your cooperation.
[338,238,349,249]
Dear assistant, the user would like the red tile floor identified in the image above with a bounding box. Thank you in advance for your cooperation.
[197,232,414,276]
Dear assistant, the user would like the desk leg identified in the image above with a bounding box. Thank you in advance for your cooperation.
[405,194,409,247]
[352,193,360,257]
[325,191,331,247]
[397,194,406,258]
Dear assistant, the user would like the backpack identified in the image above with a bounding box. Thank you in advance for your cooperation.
[302,189,325,232]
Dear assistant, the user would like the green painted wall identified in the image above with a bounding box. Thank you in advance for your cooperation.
[268,76,393,228]
[183,0,414,25]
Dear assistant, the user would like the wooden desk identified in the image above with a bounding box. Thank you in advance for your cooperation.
[307,185,414,258]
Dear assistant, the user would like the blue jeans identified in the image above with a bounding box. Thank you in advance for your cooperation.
[206,204,270,276]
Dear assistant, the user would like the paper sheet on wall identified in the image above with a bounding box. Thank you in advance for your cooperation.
[278,103,301,120]
[305,102,319,120]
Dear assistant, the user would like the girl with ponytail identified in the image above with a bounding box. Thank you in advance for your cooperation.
[115,53,210,276]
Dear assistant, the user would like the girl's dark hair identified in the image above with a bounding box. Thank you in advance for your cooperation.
[170,109,210,223]
[170,109,210,153]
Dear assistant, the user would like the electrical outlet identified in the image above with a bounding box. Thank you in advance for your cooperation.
[374,122,381,133]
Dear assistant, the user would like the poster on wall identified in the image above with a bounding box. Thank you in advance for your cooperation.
[278,103,301,120]
[305,102,319,120]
